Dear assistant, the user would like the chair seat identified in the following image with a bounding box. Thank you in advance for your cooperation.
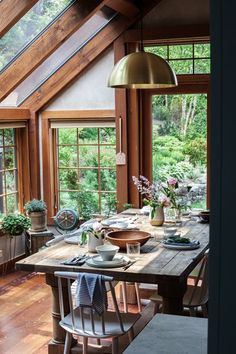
[61,307,141,338]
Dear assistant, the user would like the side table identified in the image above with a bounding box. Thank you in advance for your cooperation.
[25,230,54,255]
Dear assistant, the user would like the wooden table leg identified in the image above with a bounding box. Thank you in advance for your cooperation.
[158,279,187,315]
[45,274,77,354]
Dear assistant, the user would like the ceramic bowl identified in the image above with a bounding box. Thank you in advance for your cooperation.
[95,244,120,261]
[163,227,178,237]
[198,210,210,223]
[106,230,151,250]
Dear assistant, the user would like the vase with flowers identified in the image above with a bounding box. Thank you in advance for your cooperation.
[82,221,105,252]
[132,175,171,226]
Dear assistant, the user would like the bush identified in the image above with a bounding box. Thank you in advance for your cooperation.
[2,213,31,236]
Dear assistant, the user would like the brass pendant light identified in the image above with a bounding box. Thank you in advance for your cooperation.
[108,2,178,89]
[107,51,178,89]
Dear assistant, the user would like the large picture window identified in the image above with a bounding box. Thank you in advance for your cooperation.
[55,123,117,219]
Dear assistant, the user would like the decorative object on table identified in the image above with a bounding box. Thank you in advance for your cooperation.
[132,175,171,226]
[53,208,79,234]
[198,210,210,223]
[162,235,200,250]
[80,221,105,252]
[95,244,119,261]
[106,230,150,249]
[24,199,47,231]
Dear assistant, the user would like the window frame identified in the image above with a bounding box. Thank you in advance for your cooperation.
[41,110,117,222]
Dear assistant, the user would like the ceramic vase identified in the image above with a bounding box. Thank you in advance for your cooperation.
[87,234,104,253]
[149,207,165,226]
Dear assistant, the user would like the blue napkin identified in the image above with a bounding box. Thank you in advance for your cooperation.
[75,273,107,315]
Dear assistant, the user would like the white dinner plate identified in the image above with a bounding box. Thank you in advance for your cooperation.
[86,255,130,268]
[162,240,200,250]
[109,223,137,230]
[101,218,129,226]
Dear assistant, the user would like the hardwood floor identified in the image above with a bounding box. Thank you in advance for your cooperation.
[0,271,144,354]
[0,271,52,354]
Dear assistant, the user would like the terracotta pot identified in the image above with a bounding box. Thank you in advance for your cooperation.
[29,210,47,232]
[149,207,164,226]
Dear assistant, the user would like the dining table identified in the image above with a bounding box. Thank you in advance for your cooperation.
[15,209,209,354]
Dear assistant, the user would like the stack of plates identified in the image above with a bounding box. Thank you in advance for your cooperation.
[86,254,129,268]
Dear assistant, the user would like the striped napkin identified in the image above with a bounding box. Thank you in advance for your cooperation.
[75,273,107,315]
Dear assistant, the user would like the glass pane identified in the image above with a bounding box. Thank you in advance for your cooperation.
[79,128,98,144]
[0,171,4,194]
[79,147,98,167]
[77,192,99,219]
[194,59,211,74]
[100,128,116,144]
[169,60,193,74]
[58,146,77,167]
[194,43,210,58]
[0,0,74,72]
[169,45,193,59]
[5,171,17,192]
[59,191,79,209]
[0,196,6,214]
[152,94,207,210]
[59,169,78,190]
[79,169,98,190]
[101,169,116,191]
[101,193,117,216]
[4,148,15,169]
[145,46,167,59]
[1,9,117,106]
[4,129,14,145]
[100,147,116,167]
[6,194,17,213]
[58,128,77,145]
[0,131,3,146]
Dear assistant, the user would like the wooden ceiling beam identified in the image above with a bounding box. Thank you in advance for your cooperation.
[0,108,31,119]
[0,0,38,38]
[105,0,139,18]
[20,0,160,111]
[0,0,106,102]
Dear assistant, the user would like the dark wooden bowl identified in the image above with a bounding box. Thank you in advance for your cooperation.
[106,230,151,249]
[198,210,210,223]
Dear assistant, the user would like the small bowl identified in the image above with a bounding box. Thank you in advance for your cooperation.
[106,230,151,250]
[96,244,120,261]
[198,210,210,223]
[164,227,177,236]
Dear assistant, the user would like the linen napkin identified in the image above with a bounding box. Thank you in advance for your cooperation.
[75,273,107,315]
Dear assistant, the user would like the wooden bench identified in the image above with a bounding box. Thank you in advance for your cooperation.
[124,314,208,354]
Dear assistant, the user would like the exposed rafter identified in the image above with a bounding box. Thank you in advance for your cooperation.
[0,0,38,38]
[106,0,139,18]
[21,0,161,111]
[0,0,106,102]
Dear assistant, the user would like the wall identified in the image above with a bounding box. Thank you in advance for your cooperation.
[45,47,115,111]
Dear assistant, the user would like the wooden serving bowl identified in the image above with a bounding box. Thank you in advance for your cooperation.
[106,230,151,250]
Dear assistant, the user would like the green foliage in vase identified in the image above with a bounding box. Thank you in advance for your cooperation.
[24,199,47,213]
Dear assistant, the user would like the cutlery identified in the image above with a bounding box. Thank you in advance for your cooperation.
[123,259,136,270]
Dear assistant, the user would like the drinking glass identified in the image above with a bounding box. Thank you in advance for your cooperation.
[126,242,140,258]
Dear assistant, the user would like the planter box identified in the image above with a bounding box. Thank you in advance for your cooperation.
[0,233,25,264]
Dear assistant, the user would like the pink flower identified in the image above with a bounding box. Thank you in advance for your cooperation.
[159,195,171,208]
[167,177,177,187]
[92,221,102,232]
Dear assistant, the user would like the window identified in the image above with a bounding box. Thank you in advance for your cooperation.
[0,129,18,214]
[55,124,117,219]
[145,43,210,75]
[152,93,207,210]
[0,0,74,72]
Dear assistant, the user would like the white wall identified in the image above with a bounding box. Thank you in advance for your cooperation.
[45,48,115,111]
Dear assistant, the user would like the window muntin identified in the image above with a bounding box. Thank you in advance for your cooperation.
[0,0,74,73]
[145,43,210,75]
[56,126,116,219]
[152,93,207,210]
[0,8,117,107]
[0,129,18,214]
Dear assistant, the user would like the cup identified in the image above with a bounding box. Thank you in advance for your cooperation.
[163,226,177,239]
[126,242,140,258]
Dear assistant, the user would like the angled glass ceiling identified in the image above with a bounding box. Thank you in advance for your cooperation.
[0,0,75,73]
[0,7,117,107]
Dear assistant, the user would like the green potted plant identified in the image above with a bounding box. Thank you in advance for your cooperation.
[1,213,31,236]
[24,199,47,232]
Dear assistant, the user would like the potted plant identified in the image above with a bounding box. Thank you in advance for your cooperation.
[80,221,105,252]
[1,213,31,236]
[24,199,47,232]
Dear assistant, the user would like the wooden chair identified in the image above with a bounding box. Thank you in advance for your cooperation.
[54,271,141,354]
[150,249,209,317]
